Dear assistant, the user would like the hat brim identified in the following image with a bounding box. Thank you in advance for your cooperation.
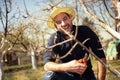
[47,7,75,28]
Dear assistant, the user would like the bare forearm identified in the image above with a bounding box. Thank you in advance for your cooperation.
[98,58,106,80]
[43,60,87,75]
[44,62,66,72]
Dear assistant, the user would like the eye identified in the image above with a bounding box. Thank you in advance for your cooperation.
[55,20,61,25]
[54,15,69,25]
[63,16,68,21]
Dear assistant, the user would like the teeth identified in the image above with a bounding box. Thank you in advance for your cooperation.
[65,26,69,29]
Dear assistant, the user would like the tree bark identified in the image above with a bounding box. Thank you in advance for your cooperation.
[0,57,4,80]
[31,50,37,69]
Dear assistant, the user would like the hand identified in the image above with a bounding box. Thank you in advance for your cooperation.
[64,60,87,75]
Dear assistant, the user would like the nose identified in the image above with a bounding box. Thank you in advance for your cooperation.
[61,21,65,26]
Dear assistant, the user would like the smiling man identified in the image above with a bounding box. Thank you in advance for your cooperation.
[42,7,106,80]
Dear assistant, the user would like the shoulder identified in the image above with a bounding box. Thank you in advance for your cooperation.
[47,31,61,46]
[73,25,92,31]
[50,31,61,37]
[76,25,98,38]
[73,25,94,34]
[47,32,57,46]
[78,25,91,31]
[49,31,61,40]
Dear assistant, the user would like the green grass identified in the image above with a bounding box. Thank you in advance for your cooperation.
[4,67,45,80]
[4,60,120,80]
[4,61,45,80]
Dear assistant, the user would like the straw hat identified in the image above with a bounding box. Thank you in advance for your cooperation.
[47,7,75,28]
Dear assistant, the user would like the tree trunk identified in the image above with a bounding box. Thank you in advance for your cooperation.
[31,50,37,69]
[18,57,21,65]
[0,57,4,80]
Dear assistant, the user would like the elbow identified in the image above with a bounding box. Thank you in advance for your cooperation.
[43,64,48,71]
[43,62,50,71]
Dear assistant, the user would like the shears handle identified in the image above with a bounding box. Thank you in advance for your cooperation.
[78,53,88,65]
[78,58,87,65]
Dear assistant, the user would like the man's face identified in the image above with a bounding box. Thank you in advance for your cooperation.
[53,12,73,34]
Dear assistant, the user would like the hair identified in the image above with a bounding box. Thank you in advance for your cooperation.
[65,13,70,17]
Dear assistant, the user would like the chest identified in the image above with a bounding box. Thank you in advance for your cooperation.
[57,41,88,62]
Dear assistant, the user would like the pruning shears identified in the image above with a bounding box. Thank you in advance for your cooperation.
[78,53,89,65]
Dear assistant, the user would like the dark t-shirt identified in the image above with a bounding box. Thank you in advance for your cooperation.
[44,25,106,78]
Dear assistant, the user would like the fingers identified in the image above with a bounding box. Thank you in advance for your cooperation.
[75,62,87,75]
[66,60,87,75]
[77,66,86,74]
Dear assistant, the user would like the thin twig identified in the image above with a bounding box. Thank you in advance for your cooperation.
[58,42,78,59]
[41,38,73,52]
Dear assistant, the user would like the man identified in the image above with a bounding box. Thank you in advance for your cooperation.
[43,7,106,80]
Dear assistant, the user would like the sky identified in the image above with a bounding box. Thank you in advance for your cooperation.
[0,0,112,41]
[0,0,49,31]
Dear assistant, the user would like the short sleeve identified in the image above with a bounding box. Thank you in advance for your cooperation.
[43,33,56,64]
[78,26,106,58]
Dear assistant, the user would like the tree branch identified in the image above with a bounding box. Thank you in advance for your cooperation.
[79,0,120,39]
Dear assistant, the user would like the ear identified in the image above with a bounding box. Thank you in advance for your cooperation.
[54,24,58,29]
